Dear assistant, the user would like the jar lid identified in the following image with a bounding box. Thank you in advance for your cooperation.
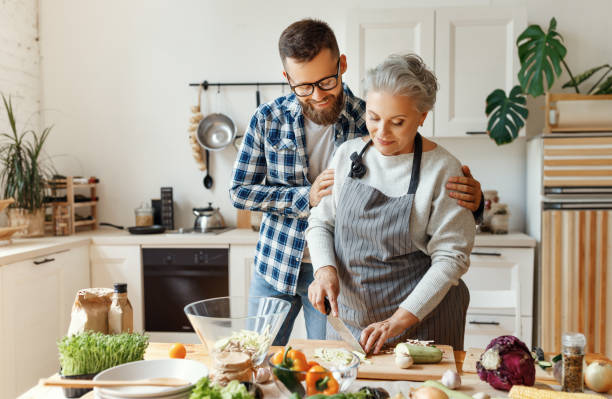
[562,332,586,348]
[135,201,154,212]
[113,283,128,293]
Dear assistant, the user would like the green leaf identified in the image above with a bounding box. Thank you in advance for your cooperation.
[485,85,528,145]
[562,64,610,88]
[592,75,612,94]
[517,17,567,97]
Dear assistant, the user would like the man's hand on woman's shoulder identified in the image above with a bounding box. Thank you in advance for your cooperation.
[446,165,482,212]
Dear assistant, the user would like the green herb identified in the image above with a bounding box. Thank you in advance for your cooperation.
[57,331,149,376]
[189,377,254,399]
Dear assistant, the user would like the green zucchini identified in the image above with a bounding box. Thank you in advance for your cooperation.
[394,343,443,364]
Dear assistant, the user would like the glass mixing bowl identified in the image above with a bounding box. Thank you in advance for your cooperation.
[184,296,290,366]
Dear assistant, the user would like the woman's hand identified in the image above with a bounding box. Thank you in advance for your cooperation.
[360,308,419,354]
[308,266,340,316]
[446,165,482,211]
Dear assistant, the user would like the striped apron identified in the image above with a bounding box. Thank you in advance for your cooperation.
[328,133,470,350]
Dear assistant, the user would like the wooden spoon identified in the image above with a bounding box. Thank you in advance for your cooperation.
[40,377,190,388]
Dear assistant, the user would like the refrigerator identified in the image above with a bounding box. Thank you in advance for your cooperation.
[527,133,612,357]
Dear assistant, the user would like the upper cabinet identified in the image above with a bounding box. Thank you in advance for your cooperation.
[346,9,435,137]
[435,7,526,138]
[346,7,526,138]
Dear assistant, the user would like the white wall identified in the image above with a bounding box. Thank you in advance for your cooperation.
[36,0,612,232]
[0,0,40,225]
[0,0,40,129]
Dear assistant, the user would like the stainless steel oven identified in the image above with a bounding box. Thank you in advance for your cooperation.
[143,247,229,332]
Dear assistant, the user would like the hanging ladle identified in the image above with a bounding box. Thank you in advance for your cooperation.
[203,149,213,189]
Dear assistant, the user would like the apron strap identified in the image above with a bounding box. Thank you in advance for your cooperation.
[348,139,373,178]
[347,133,423,193]
[407,133,423,194]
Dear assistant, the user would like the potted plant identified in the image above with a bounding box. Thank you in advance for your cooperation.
[0,94,54,237]
[485,17,612,144]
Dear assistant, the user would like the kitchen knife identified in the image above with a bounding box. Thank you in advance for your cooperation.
[324,298,366,355]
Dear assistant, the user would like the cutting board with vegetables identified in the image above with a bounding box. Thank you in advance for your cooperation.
[462,347,557,382]
[288,339,456,381]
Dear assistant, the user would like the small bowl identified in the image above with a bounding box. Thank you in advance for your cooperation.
[268,350,359,398]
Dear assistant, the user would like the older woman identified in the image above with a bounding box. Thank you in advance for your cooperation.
[306,54,475,353]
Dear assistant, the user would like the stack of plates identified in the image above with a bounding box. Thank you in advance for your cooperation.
[93,359,208,399]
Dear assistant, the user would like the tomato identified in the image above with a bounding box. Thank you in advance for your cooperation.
[169,342,187,359]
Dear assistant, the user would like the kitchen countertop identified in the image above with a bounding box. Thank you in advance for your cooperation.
[18,343,612,399]
[1,229,534,266]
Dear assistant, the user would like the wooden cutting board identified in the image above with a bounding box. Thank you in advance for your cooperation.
[462,347,557,383]
[288,339,456,381]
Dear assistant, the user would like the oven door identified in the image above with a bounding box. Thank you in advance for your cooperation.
[143,248,229,332]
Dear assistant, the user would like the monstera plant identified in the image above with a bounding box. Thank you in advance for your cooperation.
[486,17,612,145]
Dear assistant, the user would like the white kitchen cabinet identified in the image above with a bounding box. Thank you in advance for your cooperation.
[0,245,89,399]
[228,244,256,297]
[463,245,535,349]
[346,8,435,137]
[346,6,526,138]
[434,7,526,138]
[90,245,143,332]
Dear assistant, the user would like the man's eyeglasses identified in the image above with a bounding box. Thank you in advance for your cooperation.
[286,59,341,97]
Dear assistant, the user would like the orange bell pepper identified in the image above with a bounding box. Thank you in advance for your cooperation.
[305,365,339,395]
[270,346,309,380]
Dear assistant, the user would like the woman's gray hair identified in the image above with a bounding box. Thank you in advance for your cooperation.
[363,53,438,113]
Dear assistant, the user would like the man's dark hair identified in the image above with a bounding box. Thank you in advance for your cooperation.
[278,19,340,65]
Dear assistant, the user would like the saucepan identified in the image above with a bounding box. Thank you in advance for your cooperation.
[196,113,236,151]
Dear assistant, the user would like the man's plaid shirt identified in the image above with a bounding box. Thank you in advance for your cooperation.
[229,85,368,295]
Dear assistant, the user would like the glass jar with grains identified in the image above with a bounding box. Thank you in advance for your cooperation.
[561,332,586,392]
[134,202,154,226]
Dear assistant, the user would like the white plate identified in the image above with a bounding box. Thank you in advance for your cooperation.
[93,358,207,398]
[96,389,191,399]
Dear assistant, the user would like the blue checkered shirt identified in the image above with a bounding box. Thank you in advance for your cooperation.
[229,85,368,295]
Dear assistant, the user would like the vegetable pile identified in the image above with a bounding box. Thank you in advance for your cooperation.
[271,346,346,397]
[189,377,255,399]
[214,328,272,361]
[58,331,149,376]
[476,335,535,391]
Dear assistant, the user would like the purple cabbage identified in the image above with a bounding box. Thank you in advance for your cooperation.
[476,335,536,391]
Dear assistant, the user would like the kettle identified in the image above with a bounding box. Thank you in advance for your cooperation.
[193,202,226,232]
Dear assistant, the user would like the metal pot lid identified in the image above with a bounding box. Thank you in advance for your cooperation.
[196,113,236,151]
[193,202,216,214]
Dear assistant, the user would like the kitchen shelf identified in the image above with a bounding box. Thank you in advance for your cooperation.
[74,219,96,227]
[46,201,98,208]
[44,176,99,235]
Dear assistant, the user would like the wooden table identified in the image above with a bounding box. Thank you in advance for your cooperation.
[17,343,612,399]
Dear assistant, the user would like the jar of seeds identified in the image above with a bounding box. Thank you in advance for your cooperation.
[561,332,586,392]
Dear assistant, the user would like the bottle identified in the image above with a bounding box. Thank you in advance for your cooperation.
[561,332,586,392]
[108,283,134,334]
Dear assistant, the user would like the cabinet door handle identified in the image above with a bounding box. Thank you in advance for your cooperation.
[471,251,502,256]
[465,131,487,135]
[469,320,500,325]
[33,257,55,265]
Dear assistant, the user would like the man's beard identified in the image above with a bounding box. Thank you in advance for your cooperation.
[300,91,344,126]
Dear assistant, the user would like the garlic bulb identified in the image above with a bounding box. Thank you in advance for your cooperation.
[441,369,461,389]
[472,392,490,399]
[395,353,414,369]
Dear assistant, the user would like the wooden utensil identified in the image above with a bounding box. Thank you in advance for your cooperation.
[40,377,189,388]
